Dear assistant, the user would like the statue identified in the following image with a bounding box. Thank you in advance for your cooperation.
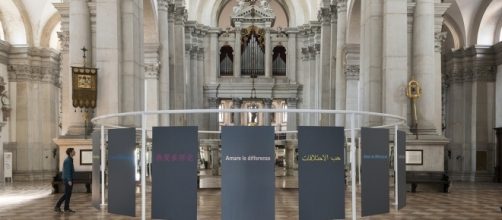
[406,79,422,138]
[0,77,11,121]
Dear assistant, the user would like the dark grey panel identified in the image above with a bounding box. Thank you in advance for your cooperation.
[91,131,101,209]
[298,126,345,220]
[361,127,389,217]
[221,126,275,220]
[108,128,136,217]
[151,126,198,220]
[397,130,406,209]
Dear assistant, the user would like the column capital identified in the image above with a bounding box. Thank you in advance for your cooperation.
[434,31,447,52]
[232,97,242,107]
[158,0,169,11]
[345,65,360,80]
[144,62,160,79]
[263,98,273,106]
[208,97,220,107]
[494,41,502,65]
[317,7,332,24]
[336,0,348,13]
[58,31,70,52]
[286,98,298,107]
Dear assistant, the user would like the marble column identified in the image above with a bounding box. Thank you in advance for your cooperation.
[319,7,331,126]
[285,140,297,176]
[360,0,383,126]
[158,0,170,125]
[413,0,438,133]
[329,4,338,125]
[382,0,407,125]
[265,24,272,77]
[66,0,92,135]
[210,144,220,175]
[208,97,220,138]
[495,42,502,127]
[208,29,219,83]
[300,46,310,125]
[172,6,186,125]
[263,98,272,126]
[286,28,298,83]
[234,24,241,77]
[232,98,242,125]
[286,98,298,139]
[197,47,205,126]
[335,0,348,126]
[121,0,143,126]
[95,0,120,119]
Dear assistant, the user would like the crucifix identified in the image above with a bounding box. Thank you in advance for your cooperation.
[81,47,88,67]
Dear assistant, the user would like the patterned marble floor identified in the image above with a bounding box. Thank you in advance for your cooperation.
[0,177,501,220]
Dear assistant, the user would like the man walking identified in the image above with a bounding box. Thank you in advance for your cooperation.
[54,148,76,213]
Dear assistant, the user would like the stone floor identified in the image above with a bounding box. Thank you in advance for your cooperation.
[0,175,501,220]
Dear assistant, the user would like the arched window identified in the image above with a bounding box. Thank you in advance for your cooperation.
[272,46,286,76]
[220,45,233,76]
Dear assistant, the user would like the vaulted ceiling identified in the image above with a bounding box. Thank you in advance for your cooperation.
[0,0,500,50]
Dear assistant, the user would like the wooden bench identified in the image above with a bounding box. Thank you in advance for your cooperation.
[406,171,450,193]
[52,171,92,193]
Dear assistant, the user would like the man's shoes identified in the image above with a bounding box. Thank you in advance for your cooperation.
[64,209,76,213]
[54,207,62,212]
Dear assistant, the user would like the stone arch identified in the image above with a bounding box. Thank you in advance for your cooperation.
[0,0,29,44]
[347,0,361,44]
[476,0,502,45]
[39,13,60,49]
[0,20,4,40]
[144,0,159,44]
[443,14,464,50]
[444,0,466,47]
[216,0,289,28]
[467,0,490,46]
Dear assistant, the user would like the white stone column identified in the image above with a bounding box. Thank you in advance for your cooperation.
[158,0,170,125]
[144,62,159,130]
[67,0,92,135]
[208,97,220,138]
[172,6,186,125]
[208,29,219,83]
[286,28,298,83]
[286,98,298,139]
[329,4,338,125]
[360,0,383,126]
[234,24,241,77]
[210,144,220,175]
[495,43,502,127]
[265,24,272,77]
[263,98,272,126]
[95,0,120,119]
[319,7,331,126]
[382,0,407,124]
[413,0,438,133]
[121,0,143,126]
[335,0,347,126]
[285,140,297,175]
[232,98,242,125]
[53,2,69,134]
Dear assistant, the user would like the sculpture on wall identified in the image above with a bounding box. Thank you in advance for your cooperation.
[0,77,11,122]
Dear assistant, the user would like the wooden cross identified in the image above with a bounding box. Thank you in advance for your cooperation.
[81,47,88,66]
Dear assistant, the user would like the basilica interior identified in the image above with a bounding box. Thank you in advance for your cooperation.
[0,0,501,219]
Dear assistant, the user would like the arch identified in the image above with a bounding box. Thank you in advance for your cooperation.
[0,0,28,44]
[195,0,309,27]
[476,0,502,45]
[272,45,286,76]
[444,0,466,47]
[347,0,361,44]
[144,0,159,44]
[466,0,490,46]
[39,13,60,49]
[217,0,289,28]
[220,45,233,76]
[443,14,465,49]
